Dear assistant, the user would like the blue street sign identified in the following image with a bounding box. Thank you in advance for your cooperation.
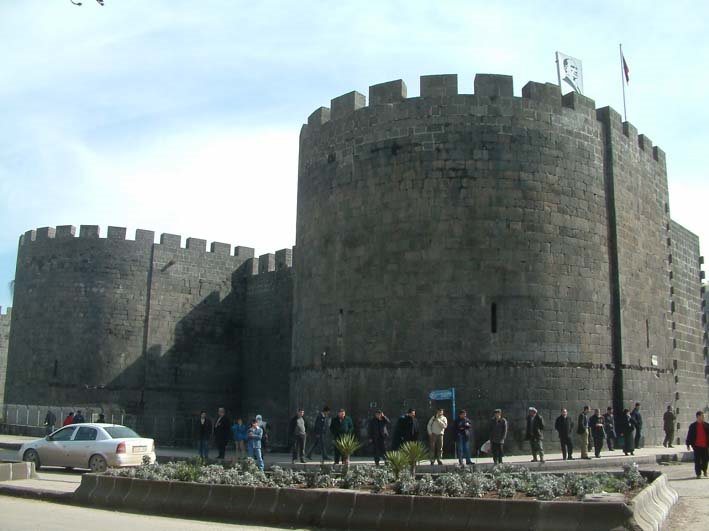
[429,389,453,401]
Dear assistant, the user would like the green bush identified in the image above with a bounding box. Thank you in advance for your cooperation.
[398,441,430,476]
[384,450,408,480]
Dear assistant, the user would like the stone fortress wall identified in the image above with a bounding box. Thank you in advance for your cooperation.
[4,225,293,430]
[293,73,708,449]
[2,72,707,450]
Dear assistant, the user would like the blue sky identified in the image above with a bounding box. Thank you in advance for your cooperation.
[1,1,707,311]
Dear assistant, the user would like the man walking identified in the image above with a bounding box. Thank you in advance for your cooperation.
[330,408,355,465]
[554,408,574,460]
[455,409,474,467]
[589,408,606,458]
[368,410,391,466]
[603,407,616,451]
[525,407,545,463]
[663,405,676,448]
[306,406,331,462]
[289,408,308,464]
[577,406,591,459]
[198,410,212,459]
[686,411,709,479]
[631,403,643,449]
[44,410,56,435]
[426,408,447,465]
[489,409,508,465]
[213,407,231,459]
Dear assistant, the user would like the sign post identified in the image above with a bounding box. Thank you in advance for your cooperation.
[428,387,456,416]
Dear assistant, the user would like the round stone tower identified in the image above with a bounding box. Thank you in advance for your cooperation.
[5,225,155,410]
[292,74,615,445]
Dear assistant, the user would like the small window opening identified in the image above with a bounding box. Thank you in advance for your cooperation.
[645,319,650,348]
[337,309,344,338]
[53,359,58,378]
[491,303,497,334]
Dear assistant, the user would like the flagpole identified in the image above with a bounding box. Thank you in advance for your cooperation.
[620,43,627,122]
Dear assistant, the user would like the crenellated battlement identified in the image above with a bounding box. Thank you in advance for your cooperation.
[242,247,294,277]
[302,73,663,164]
[18,225,256,259]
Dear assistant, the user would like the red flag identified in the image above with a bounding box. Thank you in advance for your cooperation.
[622,54,630,83]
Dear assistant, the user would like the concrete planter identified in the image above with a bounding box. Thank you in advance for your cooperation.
[73,471,677,531]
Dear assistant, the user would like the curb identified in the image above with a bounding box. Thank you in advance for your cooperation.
[70,471,678,531]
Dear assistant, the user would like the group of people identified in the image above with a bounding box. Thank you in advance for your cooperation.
[197,408,268,470]
[43,410,106,434]
[196,403,709,480]
[547,404,645,463]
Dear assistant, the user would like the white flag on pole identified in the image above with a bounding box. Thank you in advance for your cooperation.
[556,51,584,94]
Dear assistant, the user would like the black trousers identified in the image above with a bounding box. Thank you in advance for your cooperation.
[623,433,635,454]
[634,429,642,449]
[292,434,306,461]
[593,436,604,457]
[372,439,387,464]
[306,434,330,460]
[559,437,573,459]
[491,442,504,464]
[693,446,708,477]
[216,439,228,459]
[663,430,675,447]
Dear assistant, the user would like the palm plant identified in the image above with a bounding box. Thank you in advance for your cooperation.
[399,441,430,477]
[334,433,362,475]
[384,449,407,480]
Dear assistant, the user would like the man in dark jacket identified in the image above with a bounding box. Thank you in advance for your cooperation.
[197,410,212,459]
[525,407,545,463]
[330,408,355,464]
[455,409,474,467]
[577,406,590,459]
[603,407,617,451]
[213,407,231,459]
[631,403,643,449]
[663,405,676,448]
[685,411,709,479]
[288,408,308,464]
[489,409,508,464]
[396,409,420,449]
[554,408,574,460]
[44,410,57,435]
[367,410,391,465]
[306,406,331,462]
[73,410,85,424]
[589,408,606,458]
[619,408,637,456]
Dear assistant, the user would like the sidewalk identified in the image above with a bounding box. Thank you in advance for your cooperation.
[1,432,692,471]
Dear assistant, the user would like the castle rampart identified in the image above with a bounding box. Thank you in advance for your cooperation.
[6,224,295,432]
[292,73,705,449]
[2,72,706,450]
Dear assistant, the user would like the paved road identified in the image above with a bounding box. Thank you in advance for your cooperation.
[0,496,320,531]
[662,462,709,530]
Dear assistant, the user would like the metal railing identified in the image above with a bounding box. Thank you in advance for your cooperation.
[1,403,203,447]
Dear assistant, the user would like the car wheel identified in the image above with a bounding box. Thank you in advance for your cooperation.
[23,449,41,470]
[88,454,108,473]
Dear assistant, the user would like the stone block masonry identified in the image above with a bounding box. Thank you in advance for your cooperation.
[2,72,707,452]
[5,225,294,435]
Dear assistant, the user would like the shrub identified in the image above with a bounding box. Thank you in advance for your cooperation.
[398,441,430,476]
[341,465,369,490]
[622,463,647,489]
[435,473,465,497]
[384,450,407,480]
[334,434,362,474]
[460,472,492,498]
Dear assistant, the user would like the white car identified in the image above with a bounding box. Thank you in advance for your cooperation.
[18,423,156,472]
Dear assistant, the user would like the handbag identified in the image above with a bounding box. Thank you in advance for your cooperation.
[480,440,492,454]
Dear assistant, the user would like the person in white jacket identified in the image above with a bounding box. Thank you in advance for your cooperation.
[427,408,448,465]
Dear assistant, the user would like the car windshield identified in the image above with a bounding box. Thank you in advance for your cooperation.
[103,426,141,439]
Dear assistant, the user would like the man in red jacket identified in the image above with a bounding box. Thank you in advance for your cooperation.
[686,411,709,479]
